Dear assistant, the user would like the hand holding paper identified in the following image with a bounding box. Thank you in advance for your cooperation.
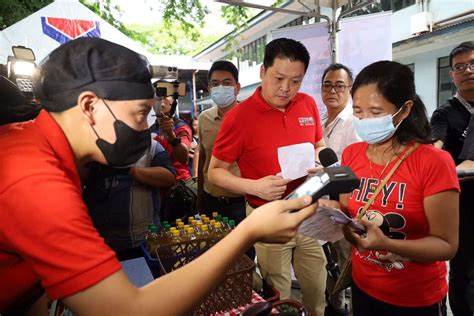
[298,206,366,243]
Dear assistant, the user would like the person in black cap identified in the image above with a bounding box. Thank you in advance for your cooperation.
[0,37,318,315]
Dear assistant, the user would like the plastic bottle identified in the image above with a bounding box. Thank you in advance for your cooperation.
[222,217,230,230]
[186,227,197,241]
[159,224,169,245]
[209,220,216,234]
[170,230,183,255]
[191,220,201,234]
[212,212,219,220]
[197,225,211,250]
[199,224,210,238]
[145,224,159,254]
[213,222,225,238]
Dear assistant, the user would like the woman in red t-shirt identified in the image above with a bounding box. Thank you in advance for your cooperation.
[339,61,460,316]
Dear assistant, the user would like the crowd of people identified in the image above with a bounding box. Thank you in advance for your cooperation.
[0,35,472,316]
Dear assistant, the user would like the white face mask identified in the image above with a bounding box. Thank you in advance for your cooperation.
[353,107,404,144]
[211,85,236,108]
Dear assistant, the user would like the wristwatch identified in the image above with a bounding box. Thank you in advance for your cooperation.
[169,137,181,147]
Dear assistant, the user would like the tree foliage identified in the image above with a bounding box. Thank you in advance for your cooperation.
[129,20,220,56]
[0,0,53,30]
[0,0,285,56]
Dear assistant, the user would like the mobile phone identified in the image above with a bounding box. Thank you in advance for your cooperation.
[154,80,186,97]
[329,215,366,233]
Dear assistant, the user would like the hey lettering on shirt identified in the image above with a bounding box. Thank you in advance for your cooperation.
[350,177,407,210]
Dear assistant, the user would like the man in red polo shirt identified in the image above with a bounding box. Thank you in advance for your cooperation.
[208,38,327,315]
[0,37,318,315]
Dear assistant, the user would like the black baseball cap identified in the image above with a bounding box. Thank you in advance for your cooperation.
[34,37,154,112]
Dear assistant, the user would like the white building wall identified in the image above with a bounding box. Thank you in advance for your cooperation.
[430,0,474,21]
[197,2,472,113]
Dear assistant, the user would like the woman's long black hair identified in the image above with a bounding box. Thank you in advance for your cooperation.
[351,60,432,144]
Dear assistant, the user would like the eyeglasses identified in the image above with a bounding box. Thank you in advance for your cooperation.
[209,79,236,88]
[452,61,474,74]
[322,82,350,92]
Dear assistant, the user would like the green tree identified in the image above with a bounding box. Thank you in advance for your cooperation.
[129,20,220,56]
[0,0,54,30]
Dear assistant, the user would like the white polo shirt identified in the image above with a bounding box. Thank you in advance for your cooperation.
[321,103,361,160]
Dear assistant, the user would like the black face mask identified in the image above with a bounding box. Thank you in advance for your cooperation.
[91,100,151,168]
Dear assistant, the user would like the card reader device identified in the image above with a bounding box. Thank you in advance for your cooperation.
[285,166,360,203]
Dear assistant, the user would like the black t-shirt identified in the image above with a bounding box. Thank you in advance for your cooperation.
[430,97,471,165]
[460,115,474,160]
[431,97,474,240]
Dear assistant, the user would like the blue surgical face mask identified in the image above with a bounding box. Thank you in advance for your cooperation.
[353,107,404,144]
[211,85,236,108]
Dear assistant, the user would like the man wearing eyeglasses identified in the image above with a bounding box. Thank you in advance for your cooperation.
[431,41,474,316]
[321,63,361,159]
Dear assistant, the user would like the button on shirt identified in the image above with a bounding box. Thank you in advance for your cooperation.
[321,103,361,160]
[213,87,323,206]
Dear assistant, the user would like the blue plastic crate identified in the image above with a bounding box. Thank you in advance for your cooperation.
[139,241,161,278]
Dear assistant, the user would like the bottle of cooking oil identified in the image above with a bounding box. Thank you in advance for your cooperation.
[145,223,159,254]
[213,222,225,238]
[222,217,230,230]
[170,229,183,255]
[191,220,201,234]
[158,224,169,245]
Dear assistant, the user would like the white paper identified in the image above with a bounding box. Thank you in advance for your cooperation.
[298,206,355,243]
[277,142,315,180]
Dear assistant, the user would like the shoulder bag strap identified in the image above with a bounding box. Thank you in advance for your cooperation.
[357,143,420,220]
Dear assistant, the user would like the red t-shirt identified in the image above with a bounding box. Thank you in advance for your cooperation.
[0,111,121,312]
[212,87,323,206]
[155,120,192,181]
[341,142,460,307]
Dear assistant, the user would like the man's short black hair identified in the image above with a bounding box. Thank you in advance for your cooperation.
[449,41,474,68]
[263,38,310,72]
[321,63,354,85]
[208,60,239,82]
